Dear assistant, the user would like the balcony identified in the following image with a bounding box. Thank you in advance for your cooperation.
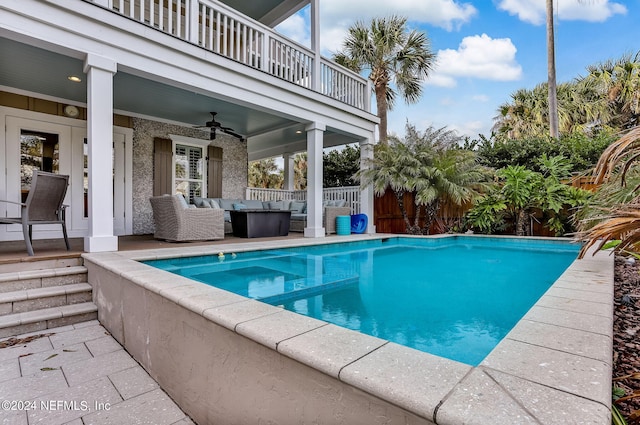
[104,0,371,111]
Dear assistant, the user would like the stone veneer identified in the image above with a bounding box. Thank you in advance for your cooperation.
[131,117,248,234]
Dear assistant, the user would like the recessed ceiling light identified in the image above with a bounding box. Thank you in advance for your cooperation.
[67,75,82,83]
[295,130,302,134]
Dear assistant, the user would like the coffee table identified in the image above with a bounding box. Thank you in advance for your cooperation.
[229,210,291,238]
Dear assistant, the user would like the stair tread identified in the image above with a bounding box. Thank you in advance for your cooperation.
[0,302,98,328]
[0,283,92,304]
[0,266,87,284]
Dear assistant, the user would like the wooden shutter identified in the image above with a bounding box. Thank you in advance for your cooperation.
[153,137,173,196]
[207,145,223,198]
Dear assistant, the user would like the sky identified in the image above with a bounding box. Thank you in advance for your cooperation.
[275,0,640,141]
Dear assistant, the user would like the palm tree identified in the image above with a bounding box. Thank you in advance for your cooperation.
[249,159,283,188]
[580,52,640,130]
[293,153,307,190]
[333,16,435,144]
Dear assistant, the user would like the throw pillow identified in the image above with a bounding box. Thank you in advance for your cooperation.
[334,199,346,208]
[193,197,205,207]
[290,201,306,214]
[200,202,211,208]
[268,201,284,210]
[175,193,189,209]
[233,203,247,210]
[208,199,220,209]
[243,199,264,209]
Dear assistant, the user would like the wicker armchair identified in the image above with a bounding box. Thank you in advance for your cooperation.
[289,206,351,234]
[150,195,224,241]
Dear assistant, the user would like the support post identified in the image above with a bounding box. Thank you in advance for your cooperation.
[83,54,118,253]
[304,122,325,237]
[360,138,376,234]
[283,152,295,191]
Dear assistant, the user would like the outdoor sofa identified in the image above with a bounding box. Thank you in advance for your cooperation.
[193,197,351,234]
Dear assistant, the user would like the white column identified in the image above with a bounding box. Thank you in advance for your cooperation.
[83,54,118,253]
[360,138,376,234]
[283,153,295,191]
[304,122,325,237]
[310,0,321,91]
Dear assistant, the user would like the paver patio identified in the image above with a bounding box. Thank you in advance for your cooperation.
[0,320,193,425]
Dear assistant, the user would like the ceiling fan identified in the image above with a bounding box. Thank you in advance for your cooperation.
[195,112,245,142]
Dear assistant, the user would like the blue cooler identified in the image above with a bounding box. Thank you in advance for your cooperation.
[336,215,351,235]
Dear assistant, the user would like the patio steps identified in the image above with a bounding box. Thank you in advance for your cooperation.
[0,258,97,338]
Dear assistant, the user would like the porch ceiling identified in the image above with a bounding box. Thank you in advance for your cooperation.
[0,36,359,160]
[221,0,309,27]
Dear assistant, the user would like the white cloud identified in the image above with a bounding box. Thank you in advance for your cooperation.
[440,97,456,106]
[275,12,311,47]
[497,0,627,25]
[472,94,490,102]
[319,0,477,53]
[428,34,522,86]
[450,120,486,138]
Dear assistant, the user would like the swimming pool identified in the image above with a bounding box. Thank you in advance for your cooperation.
[144,237,580,365]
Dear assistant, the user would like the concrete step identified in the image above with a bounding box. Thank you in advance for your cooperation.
[0,302,98,339]
[0,283,93,316]
[0,255,83,274]
[0,266,88,293]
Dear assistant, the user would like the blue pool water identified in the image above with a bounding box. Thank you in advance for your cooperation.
[144,237,580,365]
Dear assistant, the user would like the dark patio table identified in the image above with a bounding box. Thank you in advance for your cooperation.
[229,210,291,238]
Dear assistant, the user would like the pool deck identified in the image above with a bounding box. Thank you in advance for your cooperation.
[80,234,613,424]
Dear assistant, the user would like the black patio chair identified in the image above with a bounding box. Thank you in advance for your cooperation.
[0,171,70,256]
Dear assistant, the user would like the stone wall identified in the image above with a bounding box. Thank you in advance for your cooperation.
[132,117,247,234]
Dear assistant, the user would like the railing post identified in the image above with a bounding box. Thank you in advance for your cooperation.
[365,79,372,113]
[310,0,321,91]
[261,35,270,72]
[188,0,199,44]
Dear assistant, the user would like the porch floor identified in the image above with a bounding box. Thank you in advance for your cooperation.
[0,233,306,263]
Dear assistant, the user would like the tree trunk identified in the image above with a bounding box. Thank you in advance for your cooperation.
[422,200,440,235]
[409,204,422,235]
[375,83,389,144]
[394,190,414,234]
[546,0,559,138]
[516,209,528,236]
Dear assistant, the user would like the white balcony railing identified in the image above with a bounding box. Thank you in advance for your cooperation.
[107,0,370,111]
[245,186,361,214]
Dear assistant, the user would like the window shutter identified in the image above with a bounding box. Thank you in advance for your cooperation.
[153,137,172,196]
[207,145,222,198]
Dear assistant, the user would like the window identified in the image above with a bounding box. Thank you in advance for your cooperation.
[20,130,59,201]
[174,144,203,202]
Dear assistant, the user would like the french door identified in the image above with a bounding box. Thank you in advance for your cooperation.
[3,114,131,241]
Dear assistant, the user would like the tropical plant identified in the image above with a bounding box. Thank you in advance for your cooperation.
[467,155,590,236]
[577,127,640,257]
[333,16,435,144]
[357,123,487,234]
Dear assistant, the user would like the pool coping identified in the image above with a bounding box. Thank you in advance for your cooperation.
[83,233,613,424]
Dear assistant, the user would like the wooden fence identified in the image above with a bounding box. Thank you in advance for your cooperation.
[373,176,600,236]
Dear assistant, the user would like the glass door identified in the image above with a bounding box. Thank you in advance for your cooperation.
[4,117,71,238]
